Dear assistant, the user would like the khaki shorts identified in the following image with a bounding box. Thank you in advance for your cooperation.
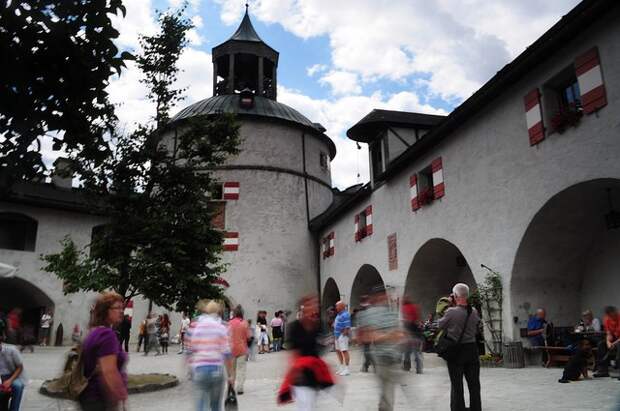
[335,334,349,351]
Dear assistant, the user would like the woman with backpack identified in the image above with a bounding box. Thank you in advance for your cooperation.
[79,292,128,410]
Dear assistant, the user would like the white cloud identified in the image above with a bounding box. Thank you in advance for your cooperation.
[306,63,327,77]
[216,0,580,101]
[279,86,446,189]
[319,70,361,96]
[109,0,157,50]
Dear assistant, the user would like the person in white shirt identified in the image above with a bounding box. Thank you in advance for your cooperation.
[39,310,52,346]
[178,312,191,354]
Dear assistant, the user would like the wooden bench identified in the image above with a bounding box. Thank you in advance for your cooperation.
[530,346,597,368]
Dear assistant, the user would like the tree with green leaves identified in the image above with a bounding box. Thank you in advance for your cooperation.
[0,1,132,183]
[42,7,240,314]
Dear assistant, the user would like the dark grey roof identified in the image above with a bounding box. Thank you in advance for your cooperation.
[228,10,263,43]
[2,181,101,214]
[347,109,446,142]
[170,94,336,158]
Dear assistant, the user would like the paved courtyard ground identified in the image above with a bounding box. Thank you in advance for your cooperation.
[19,346,620,411]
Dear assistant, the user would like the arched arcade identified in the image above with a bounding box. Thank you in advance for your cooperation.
[511,179,620,333]
[404,238,477,319]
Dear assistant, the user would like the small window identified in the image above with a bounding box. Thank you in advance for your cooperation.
[358,211,367,238]
[417,166,434,205]
[370,142,383,180]
[208,182,224,200]
[543,66,583,133]
[320,152,330,171]
[0,213,37,251]
[209,201,226,230]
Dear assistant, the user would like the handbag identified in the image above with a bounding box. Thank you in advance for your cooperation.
[45,345,90,400]
[225,384,238,410]
[435,308,472,362]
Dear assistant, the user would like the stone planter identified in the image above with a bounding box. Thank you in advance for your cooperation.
[40,373,179,399]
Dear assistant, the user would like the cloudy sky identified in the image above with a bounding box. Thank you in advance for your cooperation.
[104,0,580,189]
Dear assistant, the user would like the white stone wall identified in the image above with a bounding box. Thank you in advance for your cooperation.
[319,10,620,341]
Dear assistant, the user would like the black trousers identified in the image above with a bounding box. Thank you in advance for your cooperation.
[137,334,146,352]
[362,343,375,371]
[120,334,129,352]
[446,343,481,411]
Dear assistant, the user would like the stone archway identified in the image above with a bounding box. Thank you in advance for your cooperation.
[322,277,341,313]
[511,178,620,331]
[350,264,385,310]
[404,238,476,319]
[0,276,55,343]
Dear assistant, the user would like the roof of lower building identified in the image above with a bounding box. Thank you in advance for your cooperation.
[1,181,100,215]
[347,109,446,142]
[170,94,337,158]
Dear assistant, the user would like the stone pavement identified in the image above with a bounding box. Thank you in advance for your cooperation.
[19,346,620,411]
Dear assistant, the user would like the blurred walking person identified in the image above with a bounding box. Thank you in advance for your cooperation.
[178,312,191,354]
[401,297,423,374]
[136,319,147,352]
[144,313,160,356]
[186,300,233,411]
[333,301,351,376]
[437,283,481,411]
[159,314,170,354]
[357,286,405,411]
[278,295,335,411]
[79,292,128,411]
[356,295,375,373]
[228,305,249,395]
[119,315,131,353]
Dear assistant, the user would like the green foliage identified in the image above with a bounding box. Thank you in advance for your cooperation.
[0,1,132,183]
[42,5,241,314]
[472,268,504,357]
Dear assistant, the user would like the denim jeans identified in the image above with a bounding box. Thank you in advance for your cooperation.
[0,376,23,411]
[193,366,225,411]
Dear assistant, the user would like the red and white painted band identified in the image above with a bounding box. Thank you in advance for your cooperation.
[223,237,239,246]
[577,66,603,95]
[410,183,418,199]
[432,168,443,185]
[366,213,372,226]
[329,237,334,249]
[525,104,542,130]
[223,186,240,195]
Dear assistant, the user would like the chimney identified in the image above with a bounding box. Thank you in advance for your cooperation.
[51,157,73,189]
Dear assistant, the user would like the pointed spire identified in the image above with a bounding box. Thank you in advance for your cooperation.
[228,4,263,43]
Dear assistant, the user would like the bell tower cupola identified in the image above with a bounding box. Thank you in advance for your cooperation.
[212,5,279,100]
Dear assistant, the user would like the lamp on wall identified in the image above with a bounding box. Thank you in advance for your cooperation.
[605,188,620,230]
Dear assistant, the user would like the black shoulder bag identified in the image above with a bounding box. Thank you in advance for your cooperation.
[435,308,472,362]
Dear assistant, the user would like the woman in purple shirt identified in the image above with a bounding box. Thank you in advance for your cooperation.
[80,292,128,411]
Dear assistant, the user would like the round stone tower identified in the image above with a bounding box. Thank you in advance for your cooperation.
[169,9,335,318]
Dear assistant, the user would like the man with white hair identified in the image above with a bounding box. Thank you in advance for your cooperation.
[333,301,351,376]
[437,283,481,411]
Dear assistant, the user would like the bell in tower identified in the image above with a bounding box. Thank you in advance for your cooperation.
[212,6,279,100]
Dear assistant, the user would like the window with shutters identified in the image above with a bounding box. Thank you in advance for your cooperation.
[543,65,583,134]
[0,213,37,251]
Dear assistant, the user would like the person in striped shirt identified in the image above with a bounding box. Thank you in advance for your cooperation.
[186,300,233,411]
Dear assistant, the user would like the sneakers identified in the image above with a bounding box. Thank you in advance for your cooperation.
[558,378,570,383]
[338,367,350,376]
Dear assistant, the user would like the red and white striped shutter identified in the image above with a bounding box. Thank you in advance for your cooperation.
[223,232,239,251]
[365,205,373,236]
[524,88,544,146]
[329,232,335,256]
[432,157,445,199]
[575,47,607,115]
[410,175,420,211]
[354,214,360,242]
[223,182,240,200]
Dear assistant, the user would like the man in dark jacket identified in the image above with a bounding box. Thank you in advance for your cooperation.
[437,283,481,411]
